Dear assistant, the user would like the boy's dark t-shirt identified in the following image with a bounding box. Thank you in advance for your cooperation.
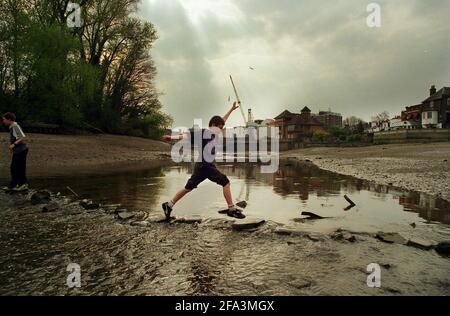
[189,128,218,164]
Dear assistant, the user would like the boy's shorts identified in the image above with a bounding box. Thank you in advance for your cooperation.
[185,163,230,191]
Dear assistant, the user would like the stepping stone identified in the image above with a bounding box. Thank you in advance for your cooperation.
[435,242,450,256]
[288,279,312,290]
[232,219,265,231]
[375,232,407,245]
[301,212,326,220]
[42,202,59,213]
[274,227,308,237]
[407,238,435,251]
[146,215,170,223]
[31,190,51,205]
[306,233,326,242]
[236,201,248,209]
[131,221,150,227]
[173,216,203,224]
[118,212,135,220]
[79,199,100,210]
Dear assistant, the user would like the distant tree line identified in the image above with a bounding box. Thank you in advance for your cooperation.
[0,0,172,138]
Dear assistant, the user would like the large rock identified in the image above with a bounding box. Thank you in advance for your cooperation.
[435,242,450,256]
[31,190,51,205]
[232,219,265,231]
[375,232,407,245]
[407,238,435,251]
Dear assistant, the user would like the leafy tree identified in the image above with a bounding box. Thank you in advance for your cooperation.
[0,0,171,138]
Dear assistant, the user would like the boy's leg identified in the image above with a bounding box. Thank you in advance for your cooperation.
[10,154,18,188]
[18,149,28,186]
[169,188,191,207]
[223,183,235,209]
[162,164,206,219]
[205,165,236,210]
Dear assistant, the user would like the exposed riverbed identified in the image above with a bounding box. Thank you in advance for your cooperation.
[0,161,449,295]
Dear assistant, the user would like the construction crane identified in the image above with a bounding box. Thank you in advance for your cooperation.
[229,75,248,126]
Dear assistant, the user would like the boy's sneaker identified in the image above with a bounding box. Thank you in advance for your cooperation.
[13,184,29,192]
[162,202,173,220]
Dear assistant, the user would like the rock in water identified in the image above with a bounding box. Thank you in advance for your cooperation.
[79,199,100,210]
[147,215,172,223]
[375,232,407,245]
[42,202,59,213]
[288,279,312,290]
[31,190,51,205]
[131,221,150,227]
[232,219,265,231]
[173,216,203,224]
[435,242,450,256]
[274,227,308,237]
[236,201,248,209]
[406,238,435,251]
[118,212,135,220]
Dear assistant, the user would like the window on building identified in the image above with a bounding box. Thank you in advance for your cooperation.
[447,99,450,106]
[427,112,432,119]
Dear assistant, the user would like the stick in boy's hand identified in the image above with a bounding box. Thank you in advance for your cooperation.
[231,101,240,111]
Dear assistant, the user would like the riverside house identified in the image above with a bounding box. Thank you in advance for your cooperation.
[401,85,450,129]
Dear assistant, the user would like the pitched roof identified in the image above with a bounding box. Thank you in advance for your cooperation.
[301,106,311,113]
[423,87,450,103]
[275,110,294,120]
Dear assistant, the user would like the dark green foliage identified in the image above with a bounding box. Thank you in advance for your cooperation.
[0,0,172,138]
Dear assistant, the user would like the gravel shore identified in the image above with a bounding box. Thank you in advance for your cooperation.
[282,142,450,201]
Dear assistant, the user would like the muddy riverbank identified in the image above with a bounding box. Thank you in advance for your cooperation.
[282,142,450,201]
[0,133,172,178]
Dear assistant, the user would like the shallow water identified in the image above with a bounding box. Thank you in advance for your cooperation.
[1,161,449,296]
[32,161,450,232]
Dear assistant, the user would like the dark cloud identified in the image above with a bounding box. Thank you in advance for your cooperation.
[139,0,450,126]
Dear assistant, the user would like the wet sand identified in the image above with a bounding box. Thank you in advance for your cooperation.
[282,143,450,201]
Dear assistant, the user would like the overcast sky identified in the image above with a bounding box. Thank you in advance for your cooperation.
[138,0,450,128]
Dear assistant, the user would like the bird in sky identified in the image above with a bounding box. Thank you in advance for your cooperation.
[249,66,255,70]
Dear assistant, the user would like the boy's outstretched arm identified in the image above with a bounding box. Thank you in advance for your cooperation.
[223,101,240,123]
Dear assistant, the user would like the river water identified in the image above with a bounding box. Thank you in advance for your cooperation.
[0,161,449,295]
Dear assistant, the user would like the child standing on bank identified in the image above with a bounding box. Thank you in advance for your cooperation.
[161,102,246,220]
[2,113,29,191]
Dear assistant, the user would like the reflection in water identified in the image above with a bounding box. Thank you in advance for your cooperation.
[31,161,450,227]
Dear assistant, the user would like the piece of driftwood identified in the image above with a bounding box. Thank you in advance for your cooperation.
[344,195,356,211]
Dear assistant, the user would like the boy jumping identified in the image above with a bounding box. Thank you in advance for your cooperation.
[161,102,245,220]
[2,112,29,192]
